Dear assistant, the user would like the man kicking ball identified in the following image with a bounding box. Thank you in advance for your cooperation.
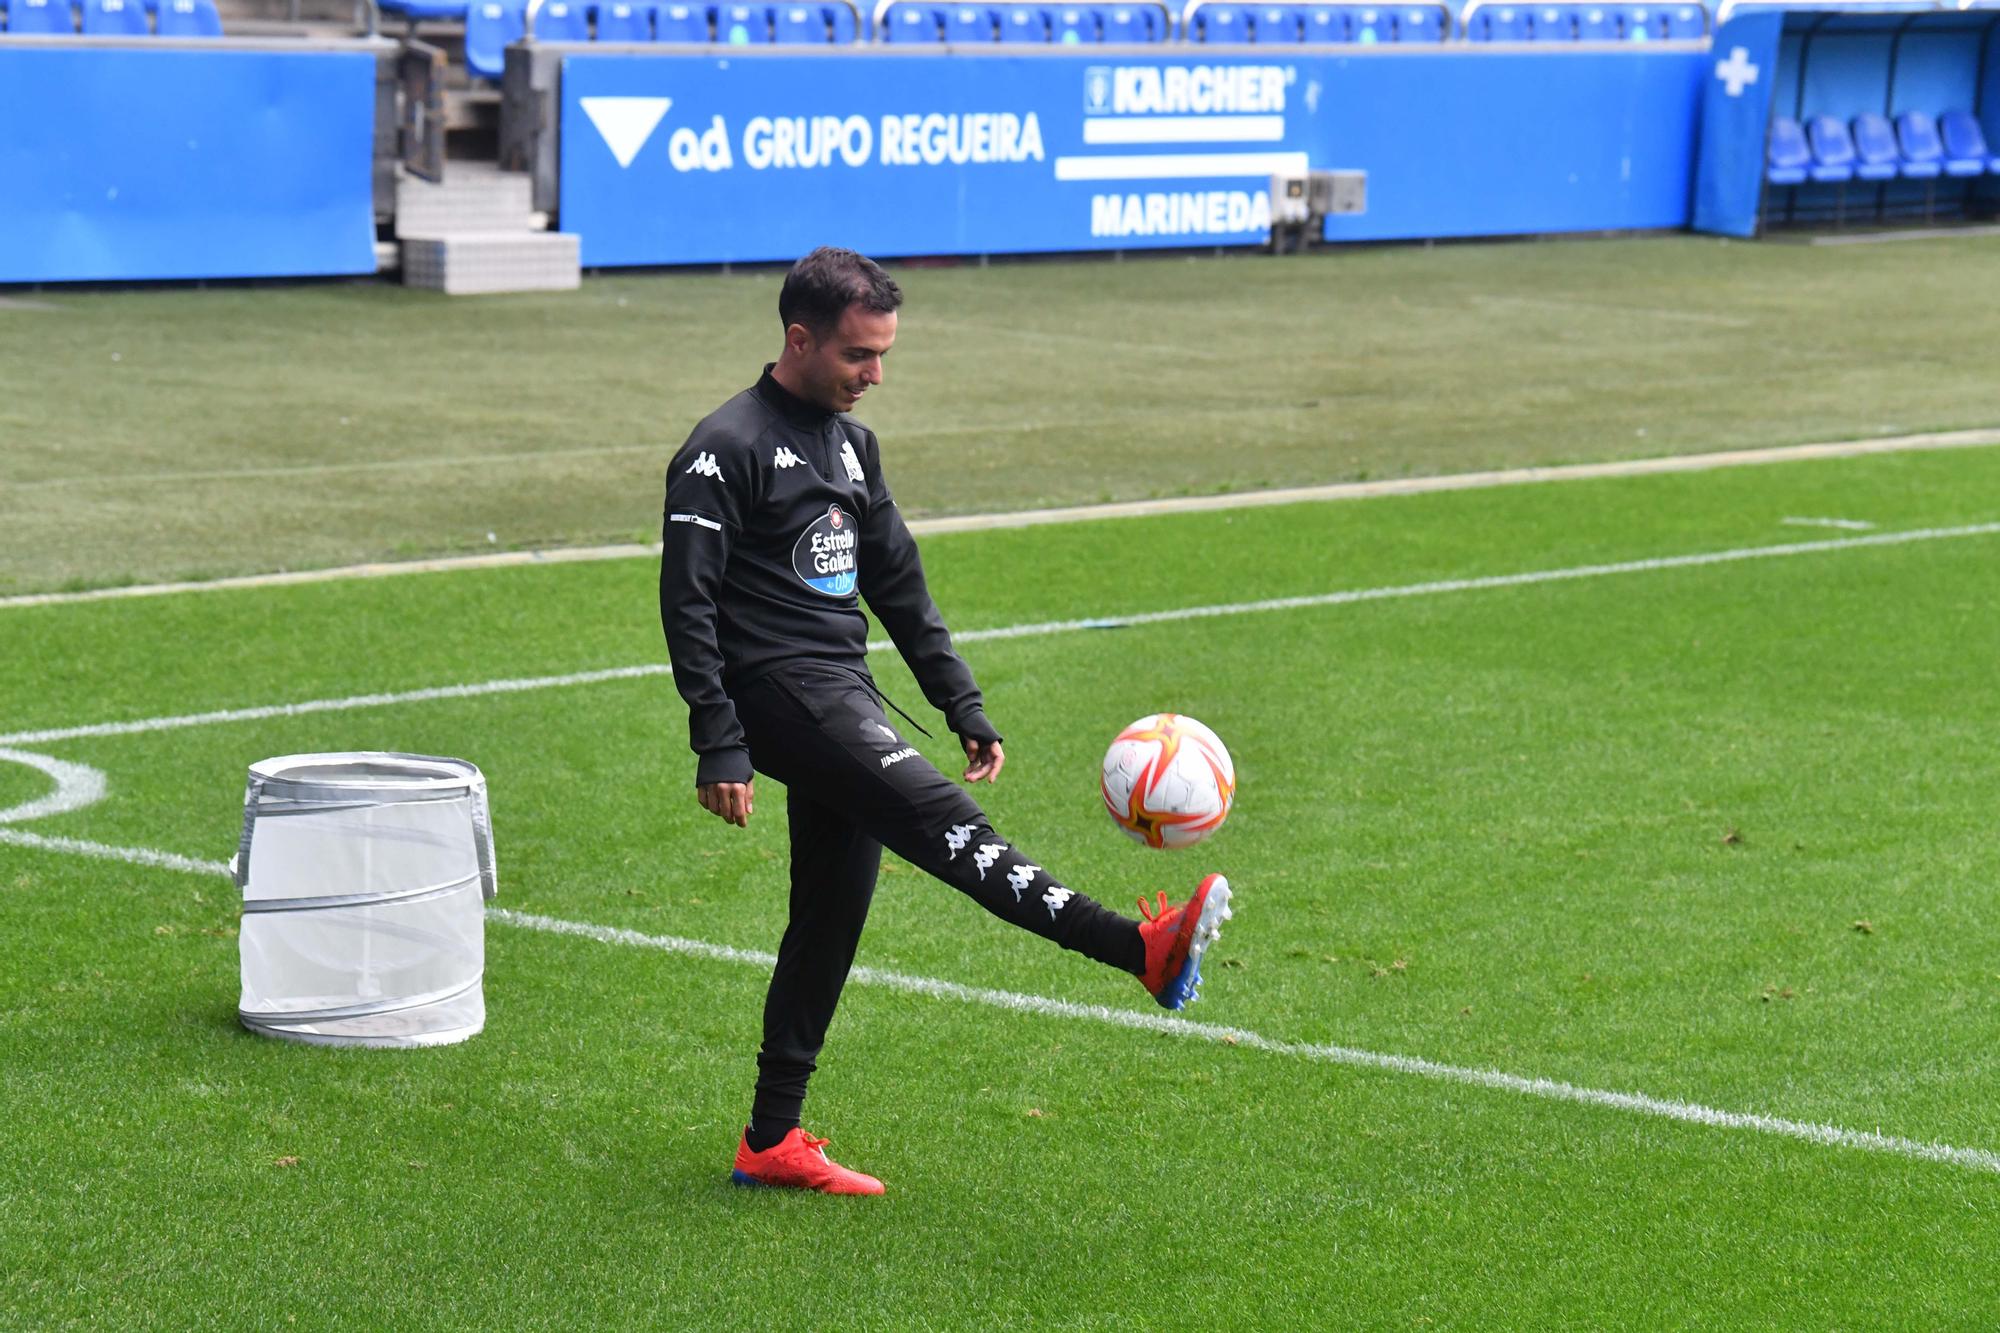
[659,247,1233,1196]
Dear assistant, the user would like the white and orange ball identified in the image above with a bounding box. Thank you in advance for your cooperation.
[1100,713,1236,850]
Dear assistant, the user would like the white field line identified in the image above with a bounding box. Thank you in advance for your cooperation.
[6,520,1997,750]
[493,908,2000,1177]
[0,828,234,878]
[3,827,1995,1179]
[0,665,671,748]
[1782,516,1876,531]
[5,427,1996,611]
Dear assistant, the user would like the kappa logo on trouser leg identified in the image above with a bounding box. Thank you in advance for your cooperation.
[944,824,975,859]
[1005,862,1040,903]
[972,843,1005,880]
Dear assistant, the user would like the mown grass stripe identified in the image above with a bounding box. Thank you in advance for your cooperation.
[10,820,1994,1179]
[7,522,1997,749]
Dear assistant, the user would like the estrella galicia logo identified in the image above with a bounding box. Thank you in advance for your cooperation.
[1084,66,1112,115]
[792,503,858,596]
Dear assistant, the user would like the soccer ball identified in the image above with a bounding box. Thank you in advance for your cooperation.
[1100,713,1236,849]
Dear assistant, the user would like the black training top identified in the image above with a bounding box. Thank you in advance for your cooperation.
[660,366,998,786]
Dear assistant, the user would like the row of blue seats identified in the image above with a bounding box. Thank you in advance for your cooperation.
[1767,109,2000,186]
[0,0,220,32]
[1185,5,1446,41]
[439,0,1707,74]
[453,0,1469,46]
[1463,3,1703,41]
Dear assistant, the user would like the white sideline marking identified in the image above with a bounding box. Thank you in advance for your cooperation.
[0,829,232,878]
[3,828,1996,1175]
[0,665,670,748]
[1782,516,1876,531]
[490,908,2000,1177]
[6,521,1998,749]
[5,427,1996,611]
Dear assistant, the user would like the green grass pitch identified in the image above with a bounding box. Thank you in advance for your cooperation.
[6,439,2000,1327]
[5,233,2000,594]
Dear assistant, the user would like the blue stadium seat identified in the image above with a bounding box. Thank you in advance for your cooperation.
[1193,3,1246,39]
[883,3,940,37]
[1939,109,2000,175]
[1251,4,1298,38]
[995,2,1045,36]
[1659,2,1700,38]
[594,0,651,37]
[827,1,855,36]
[533,0,590,38]
[1532,6,1572,40]
[653,0,705,36]
[1302,4,1344,39]
[1804,114,1856,183]
[156,0,221,31]
[1575,4,1614,38]
[5,0,72,29]
[772,1,824,37]
[1847,113,1900,182]
[1392,5,1441,39]
[1098,4,1146,39]
[1350,5,1389,40]
[1894,110,1946,179]
[1617,3,1657,40]
[464,0,524,77]
[1048,5,1097,40]
[80,0,146,32]
[1765,115,1809,186]
[1465,5,1528,40]
[941,3,991,37]
[716,2,770,40]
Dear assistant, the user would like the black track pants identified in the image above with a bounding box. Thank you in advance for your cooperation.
[731,663,1145,1129]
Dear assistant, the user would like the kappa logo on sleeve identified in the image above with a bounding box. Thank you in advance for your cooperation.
[685,451,723,479]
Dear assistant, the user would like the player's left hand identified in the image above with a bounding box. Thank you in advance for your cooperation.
[962,737,1005,784]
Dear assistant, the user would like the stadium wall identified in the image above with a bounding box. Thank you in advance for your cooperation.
[0,42,380,284]
[551,46,1708,266]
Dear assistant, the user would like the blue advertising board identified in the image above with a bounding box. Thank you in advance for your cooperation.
[560,47,1707,266]
[0,47,377,284]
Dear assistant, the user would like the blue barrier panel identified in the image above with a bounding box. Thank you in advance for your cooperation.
[1691,13,1782,235]
[0,47,377,284]
[560,49,1706,266]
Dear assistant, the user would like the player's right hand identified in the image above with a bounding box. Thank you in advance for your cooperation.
[697,780,754,827]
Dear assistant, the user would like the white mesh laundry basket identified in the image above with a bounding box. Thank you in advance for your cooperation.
[232,752,497,1049]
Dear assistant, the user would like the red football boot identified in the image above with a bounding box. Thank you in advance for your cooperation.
[731,1128,885,1196]
[1137,873,1233,1010]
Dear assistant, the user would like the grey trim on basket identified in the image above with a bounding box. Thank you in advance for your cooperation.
[238,971,485,1025]
[240,871,482,915]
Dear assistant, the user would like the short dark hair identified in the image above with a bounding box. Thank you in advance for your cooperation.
[779,247,902,337]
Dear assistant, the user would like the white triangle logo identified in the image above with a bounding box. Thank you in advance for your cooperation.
[580,96,672,169]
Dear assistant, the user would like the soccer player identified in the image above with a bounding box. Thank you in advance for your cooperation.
[659,247,1233,1196]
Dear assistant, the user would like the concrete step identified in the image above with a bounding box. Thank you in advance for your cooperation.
[394,162,536,238]
[400,231,580,296]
